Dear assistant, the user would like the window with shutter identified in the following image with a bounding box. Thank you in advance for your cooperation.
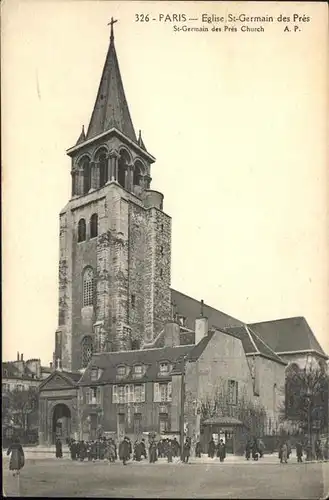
[96,387,101,404]
[118,386,125,403]
[86,389,91,404]
[167,382,172,402]
[112,385,118,404]
[141,384,145,403]
[154,382,160,402]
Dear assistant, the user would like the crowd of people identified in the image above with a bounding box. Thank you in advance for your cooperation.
[64,435,194,465]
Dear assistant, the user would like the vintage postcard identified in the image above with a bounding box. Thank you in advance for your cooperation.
[2,0,329,498]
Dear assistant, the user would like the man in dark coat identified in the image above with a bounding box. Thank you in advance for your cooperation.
[218,439,226,462]
[183,438,191,463]
[251,438,259,460]
[119,437,130,465]
[79,440,87,461]
[245,439,252,460]
[296,440,303,462]
[149,440,157,463]
[208,438,215,458]
[55,437,63,458]
[173,437,180,457]
[166,439,174,463]
[195,441,202,458]
[140,439,147,459]
[70,439,77,460]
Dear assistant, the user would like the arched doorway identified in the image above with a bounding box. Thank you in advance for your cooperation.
[52,404,71,444]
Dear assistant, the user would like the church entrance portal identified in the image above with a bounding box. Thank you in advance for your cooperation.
[52,404,71,444]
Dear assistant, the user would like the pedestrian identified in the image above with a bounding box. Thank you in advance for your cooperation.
[315,439,322,461]
[218,439,226,463]
[281,443,288,464]
[7,436,25,477]
[296,440,303,463]
[140,438,147,460]
[70,439,77,460]
[286,439,292,460]
[324,438,329,461]
[195,440,202,458]
[182,438,191,463]
[166,439,173,463]
[55,437,63,458]
[79,440,87,462]
[173,437,180,458]
[258,438,265,458]
[208,438,215,459]
[245,439,252,460]
[305,441,312,461]
[251,438,259,461]
[119,437,130,465]
[149,440,157,463]
[108,439,116,463]
[135,439,142,462]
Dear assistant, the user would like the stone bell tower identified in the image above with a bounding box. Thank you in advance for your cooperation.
[54,20,172,372]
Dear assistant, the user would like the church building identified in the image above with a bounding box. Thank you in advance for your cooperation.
[38,23,327,448]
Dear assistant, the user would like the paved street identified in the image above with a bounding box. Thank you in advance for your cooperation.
[3,455,328,498]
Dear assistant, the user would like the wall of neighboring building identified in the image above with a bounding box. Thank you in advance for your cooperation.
[79,381,173,439]
[2,377,41,392]
[185,331,254,441]
[249,356,286,428]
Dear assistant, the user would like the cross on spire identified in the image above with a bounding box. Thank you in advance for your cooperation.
[108,17,118,42]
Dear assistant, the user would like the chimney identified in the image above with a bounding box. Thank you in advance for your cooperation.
[21,353,24,361]
[195,299,208,344]
[17,352,19,361]
[164,321,180,348]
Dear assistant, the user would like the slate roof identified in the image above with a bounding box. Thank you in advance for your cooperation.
[223,326,286,365]
[86,31,137,142]
[248,317,327,358]
[80,345,195,385]
[61,371,83,383]
[170,289,244,332]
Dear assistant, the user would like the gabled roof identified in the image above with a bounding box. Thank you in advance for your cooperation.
[223,325,286,365]
[39,370,81,391]
[170,289,244,332]
[86,30,136,143]
[80,345,195,385]
[248,317,327,358]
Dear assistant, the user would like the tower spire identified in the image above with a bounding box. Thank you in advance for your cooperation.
[86,19,137,142]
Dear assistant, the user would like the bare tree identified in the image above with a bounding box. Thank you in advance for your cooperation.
[278,360,328,436]
[5,386,39,431]
[197,378,268,437]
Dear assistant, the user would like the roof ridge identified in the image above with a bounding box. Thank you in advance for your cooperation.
[247,325,285,363]
[244,325,260,354]
[249,316,305,326]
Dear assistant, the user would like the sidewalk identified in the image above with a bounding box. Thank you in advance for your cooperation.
[3,447,326,465]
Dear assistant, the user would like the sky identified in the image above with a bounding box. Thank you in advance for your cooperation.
[2,0,329,365]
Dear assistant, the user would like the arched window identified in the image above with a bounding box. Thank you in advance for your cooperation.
[81,336,93,368]
[90,214,98,238]
[78,219,86,242]
[83,267,94,307]
[82,158,91,195]
[133,164,142,186]
[99,153,107,188]
[118,149,130,189]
